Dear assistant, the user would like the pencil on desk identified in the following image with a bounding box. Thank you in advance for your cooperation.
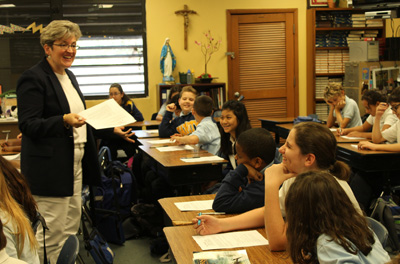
[201,212,225,215]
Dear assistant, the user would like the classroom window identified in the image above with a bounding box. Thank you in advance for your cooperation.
[70,35,146,97]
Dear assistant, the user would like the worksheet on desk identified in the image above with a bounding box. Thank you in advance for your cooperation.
[79,99,136,129]
[174,200,214,211]
[193,230,269,250]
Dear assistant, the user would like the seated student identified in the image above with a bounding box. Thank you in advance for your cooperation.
[218,100,251,177]
[0,219,28,264]
[103,83,144,159]
[109,83,144,121]
[0,156,39,263]
[193,122,361,251]
[339,89,398,138]
[359,86,400,151]
[285,171,390,264]
[324,82,362,129]
[159,86,198,138]
[212,128,276,214]
[156,85,181,121]
[171,95,220,155]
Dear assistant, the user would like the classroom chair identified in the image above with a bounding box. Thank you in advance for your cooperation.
[56,235,80,264]
[366,216,389,248]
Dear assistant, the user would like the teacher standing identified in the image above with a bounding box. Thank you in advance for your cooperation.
[16,20,100,264]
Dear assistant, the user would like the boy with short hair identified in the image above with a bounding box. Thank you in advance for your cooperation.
[159,86,198,138]
[324,82,362,129]
[212,128,276,214]
[171,95,220,155]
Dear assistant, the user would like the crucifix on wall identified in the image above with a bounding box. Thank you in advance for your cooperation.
[175,5,197,50]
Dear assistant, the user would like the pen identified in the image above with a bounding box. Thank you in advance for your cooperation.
[339,127,342,135]
[201,212,225,215]
[197,212,202,225]
[150,145,170,148]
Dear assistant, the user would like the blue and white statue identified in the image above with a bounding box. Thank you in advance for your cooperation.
[160,38,176,82]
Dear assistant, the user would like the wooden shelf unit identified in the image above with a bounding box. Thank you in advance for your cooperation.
[306,7,385,116]
[157,83,226,110]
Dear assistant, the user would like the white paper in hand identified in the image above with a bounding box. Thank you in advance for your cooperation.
[79,99,136,129]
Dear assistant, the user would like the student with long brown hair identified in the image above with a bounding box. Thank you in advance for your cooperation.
[194,122,361,251]
[285,171,390,263]
[0,156,39,263]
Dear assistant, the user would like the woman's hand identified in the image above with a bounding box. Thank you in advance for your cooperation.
[193,215,223,235]
[114,127,136,143]
[265,164,295,188]
[63,113,86,128]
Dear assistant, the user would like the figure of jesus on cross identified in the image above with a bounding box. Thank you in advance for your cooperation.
[175,5,197,50]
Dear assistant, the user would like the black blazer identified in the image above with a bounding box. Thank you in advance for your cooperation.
[17,57,100,196]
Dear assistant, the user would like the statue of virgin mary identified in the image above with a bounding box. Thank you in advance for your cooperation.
[160,38,176,82]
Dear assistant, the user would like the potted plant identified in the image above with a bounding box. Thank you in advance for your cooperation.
[195,30,221,83]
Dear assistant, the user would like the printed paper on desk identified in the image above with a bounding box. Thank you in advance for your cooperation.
[147,139,175,144]
[2,153,20,161]
[174,200,213,211]
[146,129,159,134]
[78,99,136,129]
[341,135,366,140]
[157,145,193,152]
[181,156,224,163]
[193,230,269,250]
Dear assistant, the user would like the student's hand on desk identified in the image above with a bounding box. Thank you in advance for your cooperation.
[336,128,347,136]
[347,131,363,137]
[265,164,295,187]
[114,127,136,143]
[193,215,222,235]
[166,103,177,112]
[358,141,376,151]
[244,164,263,183]
[2,145,21,152]
[63,113,86,128]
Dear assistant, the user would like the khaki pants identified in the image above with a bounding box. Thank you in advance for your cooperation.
[34,144,84,264]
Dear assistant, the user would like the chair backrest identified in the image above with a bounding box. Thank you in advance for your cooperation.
[366,216,389,247]
[56,235,79,264]
[151,112,158,120]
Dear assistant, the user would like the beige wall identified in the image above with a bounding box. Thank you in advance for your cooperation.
[87,0,309,118]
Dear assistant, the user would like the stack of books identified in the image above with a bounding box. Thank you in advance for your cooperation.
[333,12,352,27]
[316,12,334,28]
[316,103,329,122]
[316,32,347,48]
[315,50,349,74]
[351,13,366,27]
[365,18,384,27]
[347,30,364,44]
[315,77,344,99]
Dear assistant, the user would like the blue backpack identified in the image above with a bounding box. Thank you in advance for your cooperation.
[293,114,322,125]
[94,147,137,245]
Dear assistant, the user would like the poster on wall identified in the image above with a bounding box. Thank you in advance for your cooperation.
[308,0,328,8]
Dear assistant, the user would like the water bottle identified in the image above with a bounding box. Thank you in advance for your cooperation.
[187,69,192,84]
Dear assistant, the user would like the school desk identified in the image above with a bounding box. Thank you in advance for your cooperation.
[164,225,292,264]
[131,129,159,139]
[138,138,227,188]
[158,194,233,226]
[126,120,161,130]
[0,118,20,140]
[336,143,400,173]
[259,117,294,145]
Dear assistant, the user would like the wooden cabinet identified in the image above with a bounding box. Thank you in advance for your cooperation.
[157,83,226,110]
[306,8,385,120]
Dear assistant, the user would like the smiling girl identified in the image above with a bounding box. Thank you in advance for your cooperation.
[218,100,251,175]
[194,123,361,251]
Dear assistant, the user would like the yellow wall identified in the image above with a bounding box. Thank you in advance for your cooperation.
[88,0,309,118]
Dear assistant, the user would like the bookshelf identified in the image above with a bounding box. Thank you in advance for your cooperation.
[306,8,385,120]
[157,83,226,110]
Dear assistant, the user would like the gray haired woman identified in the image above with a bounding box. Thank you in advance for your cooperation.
[16,20,100,264]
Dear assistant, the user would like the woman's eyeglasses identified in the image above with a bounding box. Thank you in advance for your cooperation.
[53,44,80,50]
[109,93,121,97]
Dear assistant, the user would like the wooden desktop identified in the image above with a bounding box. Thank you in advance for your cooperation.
[164,225,292,264]
[138,138,227,187]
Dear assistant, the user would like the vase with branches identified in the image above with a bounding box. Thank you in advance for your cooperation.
[195,30,222,78]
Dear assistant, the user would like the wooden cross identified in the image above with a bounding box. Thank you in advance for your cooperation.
[175,5,197,50]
